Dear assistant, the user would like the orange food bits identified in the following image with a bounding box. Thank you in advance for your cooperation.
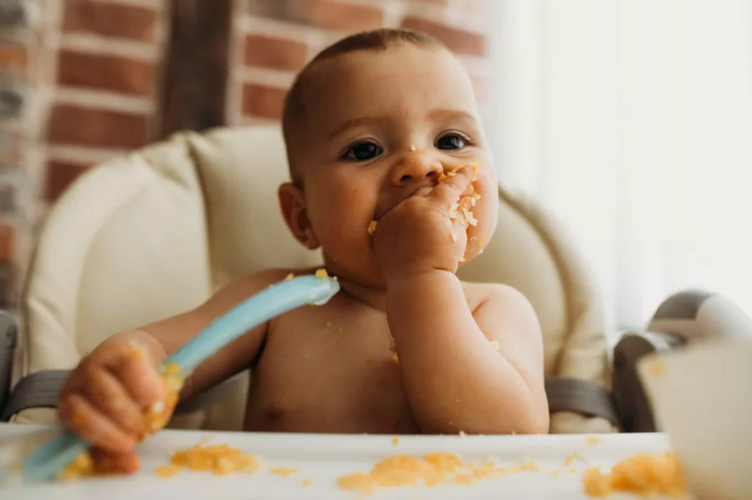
[270,467,298,477]
[167,444,258,476]
[585,436,604,445]
[582,452,686,498]
[155,464,182,478]
[315,268,329,279]
[338,452,526,494]
[368,221,378,235]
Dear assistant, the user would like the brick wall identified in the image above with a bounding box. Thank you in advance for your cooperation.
[44,0,170,200]
[0,0,490,307]
[228,0,491,125]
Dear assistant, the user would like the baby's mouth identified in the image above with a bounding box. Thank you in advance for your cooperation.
[373,185,435,221]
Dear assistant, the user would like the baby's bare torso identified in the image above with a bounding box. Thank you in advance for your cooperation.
[244,284,484,434]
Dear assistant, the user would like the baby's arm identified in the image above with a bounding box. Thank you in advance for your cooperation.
[388,276,549,435]
[59,269,284,469]
[373,166,548,435]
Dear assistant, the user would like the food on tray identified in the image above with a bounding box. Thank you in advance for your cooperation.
[315,268,329,279]
[57,452,95,480]
[338,453,537,494]
[582,452,686,498]
[160,443,259,476]
[585,436,604,445]
[271,467,298,477]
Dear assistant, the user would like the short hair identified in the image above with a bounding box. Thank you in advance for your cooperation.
[282,28,445,182]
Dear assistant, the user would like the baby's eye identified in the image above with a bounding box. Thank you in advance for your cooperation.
[435,133,469,151]
[342,141,383,161]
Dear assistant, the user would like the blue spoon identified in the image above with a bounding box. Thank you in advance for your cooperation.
[18,274,340,482]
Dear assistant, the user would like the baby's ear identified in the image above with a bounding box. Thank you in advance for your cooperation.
[278,183,321,250]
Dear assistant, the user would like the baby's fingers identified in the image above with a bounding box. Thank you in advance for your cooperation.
[429,166,475,207]
[101,343,165,408]
[59,394,136,454]
[90,448,141,475]
[84,371,145,436]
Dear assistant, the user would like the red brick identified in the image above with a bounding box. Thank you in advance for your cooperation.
[244,34,308,71]
[0,132,22,165]
[0,224,14,263]
[45,160,93,201]
[0,43,27,73]
[249,0,383,33]
[242,84,287,120]
[63,0,157,42]
[401,17,487,56]
[57,51,155,96]
[47,105,150,149]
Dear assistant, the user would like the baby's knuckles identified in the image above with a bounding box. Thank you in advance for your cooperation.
[374,196,465,281]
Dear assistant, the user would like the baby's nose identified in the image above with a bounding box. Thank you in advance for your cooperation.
[389,151,443,186]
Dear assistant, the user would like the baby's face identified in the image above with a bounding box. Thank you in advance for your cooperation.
[292,45,498,286]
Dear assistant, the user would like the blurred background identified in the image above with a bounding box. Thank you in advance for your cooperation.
[0,0,749,332]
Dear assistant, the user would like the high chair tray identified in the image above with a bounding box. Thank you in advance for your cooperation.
[0,423,690,499]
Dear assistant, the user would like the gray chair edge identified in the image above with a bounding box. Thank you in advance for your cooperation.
[0,311,16,418]
[0,369,246,422]
[612,330,685,432]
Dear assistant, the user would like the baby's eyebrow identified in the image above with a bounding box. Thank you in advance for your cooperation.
[327,116,388,140]
[428,108,478,124]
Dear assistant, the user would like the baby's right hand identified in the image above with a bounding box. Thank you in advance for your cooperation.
[59,340,166,470]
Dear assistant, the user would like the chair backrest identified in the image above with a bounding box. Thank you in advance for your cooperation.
[18,126,609,432]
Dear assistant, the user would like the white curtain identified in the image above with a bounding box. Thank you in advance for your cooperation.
[485,0,752,331]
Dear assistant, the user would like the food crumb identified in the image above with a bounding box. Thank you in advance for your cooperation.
[392,436,399,446]
[155,464,182,478]
[648,359,666,377]
[585,436,604,445]
[582,452,686,498]
[564,450,581,467]
[284,273,294,281]
[368,221,378,235]
[270,468,298,477]
[392,353,399,365]
[302,479,313,486]
[315,268,329,279]
[520,459,540,472]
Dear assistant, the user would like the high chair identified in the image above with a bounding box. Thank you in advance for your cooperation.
[0,125,726,434]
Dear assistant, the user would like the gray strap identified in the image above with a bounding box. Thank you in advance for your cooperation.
[0,312,17,417]
[545,377,621,428]
[1,369,241,421]
[1,370,68,421]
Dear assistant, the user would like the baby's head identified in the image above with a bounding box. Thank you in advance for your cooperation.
[278,28,498,286]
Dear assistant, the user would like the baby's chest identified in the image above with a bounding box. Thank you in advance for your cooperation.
[246,312,414,432]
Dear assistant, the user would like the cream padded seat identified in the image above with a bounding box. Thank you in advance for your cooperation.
[12,126,613,433]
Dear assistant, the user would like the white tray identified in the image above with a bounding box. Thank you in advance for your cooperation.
[0,424,689,500]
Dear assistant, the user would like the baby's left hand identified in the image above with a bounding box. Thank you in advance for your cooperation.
[372,166,475,283]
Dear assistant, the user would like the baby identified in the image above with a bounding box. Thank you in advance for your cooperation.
[59,28,549,472]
